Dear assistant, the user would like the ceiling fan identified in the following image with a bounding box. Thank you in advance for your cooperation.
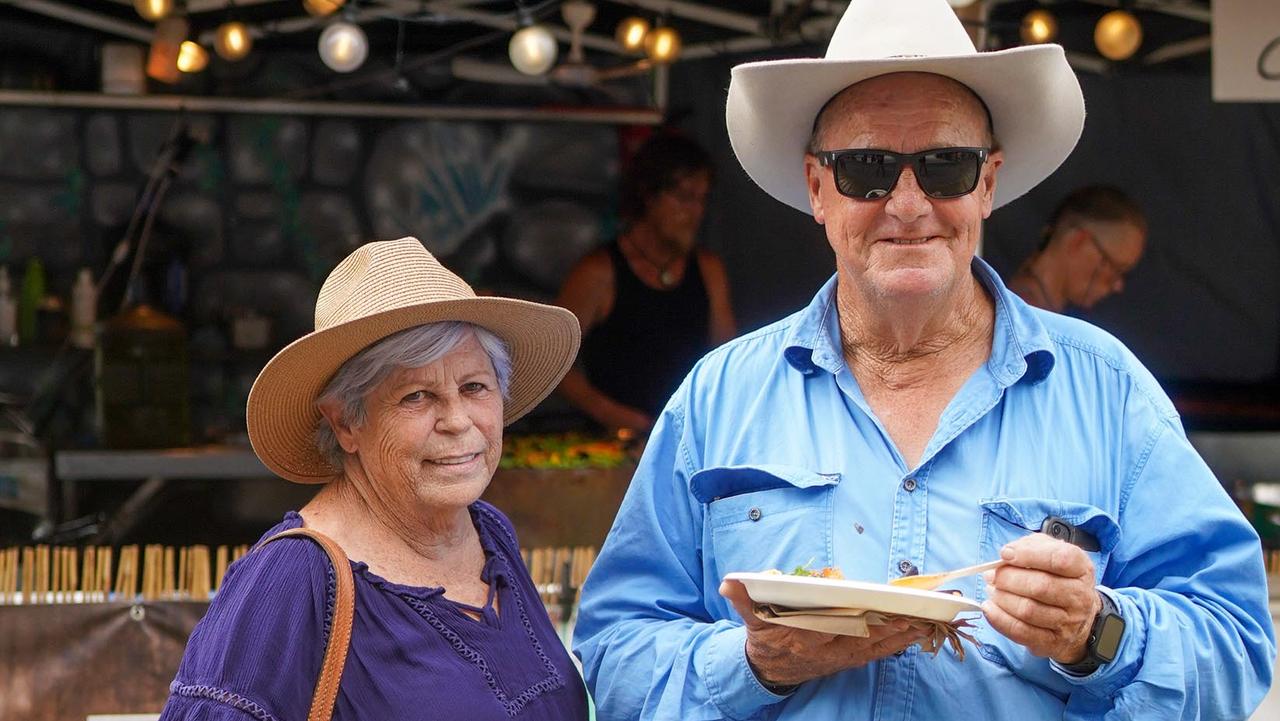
[451,0,653,89]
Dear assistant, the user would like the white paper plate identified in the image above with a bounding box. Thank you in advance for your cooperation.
[725,572,983,623]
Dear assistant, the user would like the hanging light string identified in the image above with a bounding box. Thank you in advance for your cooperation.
[269,0,559,98]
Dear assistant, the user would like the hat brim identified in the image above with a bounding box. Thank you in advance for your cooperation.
[247,297,580,483]
[726,44,1084,213]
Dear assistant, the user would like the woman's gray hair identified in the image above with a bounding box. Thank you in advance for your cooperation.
[313,322,512,468]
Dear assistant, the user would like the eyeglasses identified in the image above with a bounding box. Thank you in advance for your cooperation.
[813,147,989,201]
[1083,229,1136,281]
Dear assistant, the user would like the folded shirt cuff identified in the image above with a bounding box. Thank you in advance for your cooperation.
[701,624,792,720]
[1050,586,1142,697]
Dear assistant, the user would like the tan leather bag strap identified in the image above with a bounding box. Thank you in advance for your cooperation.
[258,527,354,721]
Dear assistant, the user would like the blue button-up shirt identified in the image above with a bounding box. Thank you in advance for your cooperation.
[574,260,1275,720]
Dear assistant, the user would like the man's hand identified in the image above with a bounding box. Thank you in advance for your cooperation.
[981,533,1101,664]
[719,580,930,688]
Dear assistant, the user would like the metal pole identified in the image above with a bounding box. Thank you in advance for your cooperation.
[0,88,665,124]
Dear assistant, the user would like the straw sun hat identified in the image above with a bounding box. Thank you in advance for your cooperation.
[726,0,1086,214]
[247,237,581,484]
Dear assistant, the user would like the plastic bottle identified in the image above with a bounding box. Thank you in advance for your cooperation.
[19,257,44,345]
[0,266,16,346]
[70,268,97,349]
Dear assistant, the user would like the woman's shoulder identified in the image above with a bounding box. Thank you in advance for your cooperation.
[215,512,335,611]
[167,513,336,718]
[472,500,521,552]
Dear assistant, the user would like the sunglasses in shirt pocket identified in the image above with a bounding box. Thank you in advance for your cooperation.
[975,497,1122,668]
[691,465,840,582]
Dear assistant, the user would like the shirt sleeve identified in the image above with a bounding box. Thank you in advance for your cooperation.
[1055,420,1276,720]
[159,536,334,721]
[573,391,789,721]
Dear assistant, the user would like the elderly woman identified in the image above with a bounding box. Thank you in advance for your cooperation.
[160,238,587,720]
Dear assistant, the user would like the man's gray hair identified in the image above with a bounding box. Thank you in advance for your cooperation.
[313,322,512,468]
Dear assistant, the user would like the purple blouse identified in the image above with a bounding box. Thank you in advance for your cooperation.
[160,502,588,721]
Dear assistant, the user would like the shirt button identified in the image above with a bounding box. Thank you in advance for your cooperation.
[898,559,917,576]
[902,477,917,492]
[747,507,762,522]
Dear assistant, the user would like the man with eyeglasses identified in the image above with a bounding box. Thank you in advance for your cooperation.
[1009,185,1148,312]
[574,1,1273,719]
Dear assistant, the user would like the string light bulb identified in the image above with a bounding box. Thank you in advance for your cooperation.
[1094,10,1143,61]
[176,41,209,73]
[303,0,346,16]
[1020,9,1058,44]
[509,24,558,75]
[615,16,649,54]
[644,25,681,64]
[946,0,979,7]
[215,21,253,61]
[318,20,369,73]
[134,0,173,22]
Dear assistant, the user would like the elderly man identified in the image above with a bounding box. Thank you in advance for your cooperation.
[1009,185,1147,312]
[573,1,1274,719]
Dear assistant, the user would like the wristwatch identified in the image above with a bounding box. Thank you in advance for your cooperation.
[1061,591,1125,676]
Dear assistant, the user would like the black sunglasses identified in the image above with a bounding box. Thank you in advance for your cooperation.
[814,147,990,201]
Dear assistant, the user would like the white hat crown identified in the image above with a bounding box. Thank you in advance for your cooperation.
[825,0,977,61]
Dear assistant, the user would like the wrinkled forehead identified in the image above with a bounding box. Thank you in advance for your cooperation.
[812,72,994,145]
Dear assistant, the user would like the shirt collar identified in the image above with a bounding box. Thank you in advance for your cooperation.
[781,257,1056,385]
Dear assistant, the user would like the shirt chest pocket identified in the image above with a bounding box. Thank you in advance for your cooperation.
[691,465,839,580]
[978,497,1122,595]
[975,496,1122,669]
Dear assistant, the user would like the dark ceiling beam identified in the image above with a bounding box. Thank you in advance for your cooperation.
[607,0,765,35]
[6,0,152,42]
[1076,0,1210,24]
[1142,34,1210,65]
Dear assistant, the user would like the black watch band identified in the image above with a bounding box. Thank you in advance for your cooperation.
[1061,591,1125,676]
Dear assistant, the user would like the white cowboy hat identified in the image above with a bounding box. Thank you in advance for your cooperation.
[726,0,1085,213]
[247,237,580,484]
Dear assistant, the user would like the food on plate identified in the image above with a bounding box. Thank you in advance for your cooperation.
[760,563,845,579]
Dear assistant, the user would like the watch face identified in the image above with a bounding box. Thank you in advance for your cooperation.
[1094,614,1126,662]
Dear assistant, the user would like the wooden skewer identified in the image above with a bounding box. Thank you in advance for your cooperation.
[37,545,50,603]
[97,547,111,602]
[54,546,63,601]
[129,545,140,599]
[164,545,176,600]
[0,547,9,604]
[82,547,96,598]
[22,547,34,605]
[215,545,229,592]
[67,547,78,602]
[121,545,139,599]
[190,546,209,600]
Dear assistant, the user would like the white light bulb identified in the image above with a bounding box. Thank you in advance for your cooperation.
[216,21,253,61]
[134,0,173,22]
[176,41,209,73]
[509,24,558,76]
[303,0,346,17]
[615,16,649,53]
[318,21,369,73]
[644,26,682,64]
[1095,10,1143,61]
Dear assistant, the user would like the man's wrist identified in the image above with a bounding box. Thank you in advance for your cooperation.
[1059,590,1124,676]
[745,649,800,695]
[749,663,799,696]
